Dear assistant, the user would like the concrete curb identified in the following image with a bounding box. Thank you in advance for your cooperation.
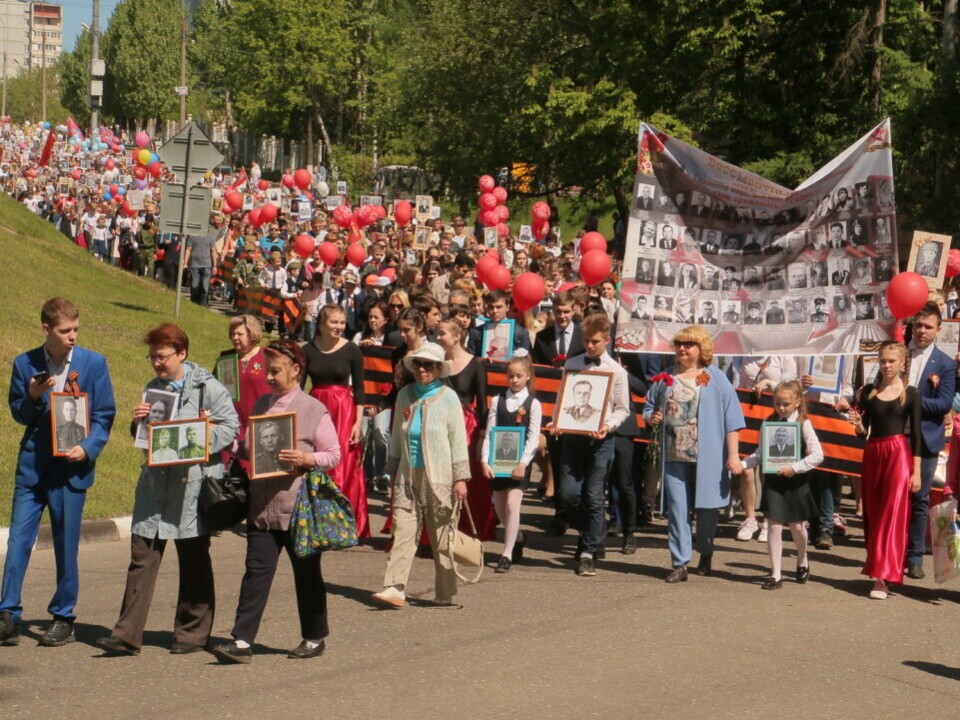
[0,516,133,556]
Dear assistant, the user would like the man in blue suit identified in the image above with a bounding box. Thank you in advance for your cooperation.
[905,302,956,580]
[0,298,116,646]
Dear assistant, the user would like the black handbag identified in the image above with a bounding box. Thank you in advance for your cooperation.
[200,458,249,532]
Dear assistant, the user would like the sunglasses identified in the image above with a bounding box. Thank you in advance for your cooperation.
[412,359,438,369]
[389,303,404,309]
[673,340,698,349]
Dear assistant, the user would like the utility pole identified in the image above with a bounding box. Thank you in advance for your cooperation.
[2,48,6,119]
[178,3,186,127]
[40,30,46,122]
[90,0,101,138]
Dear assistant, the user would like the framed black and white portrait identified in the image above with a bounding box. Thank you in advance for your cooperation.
[51,392,90,457]
[134,388,179,450]
[552,370,613,436]
[249,412,297,480]
[148,418,209,468]
[488,426,526,477]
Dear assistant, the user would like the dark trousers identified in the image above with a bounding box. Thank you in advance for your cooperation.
[609,436,638,535]
[907,453,939,565]
[557,435,615,555]
[231,527,329,644]
[111,534,214,650]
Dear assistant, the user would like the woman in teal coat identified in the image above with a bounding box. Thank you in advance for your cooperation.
[644,325,744,583]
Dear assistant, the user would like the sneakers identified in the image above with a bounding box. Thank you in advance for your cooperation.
[757,521,768,543]
[621,535,637,555]
[815,530,833,550]
[832,513,847,536]
[372,586,406,608]
[0,611,20,646]
[575,557,596,577]
[39,619,74,647]
[736,517,759,541]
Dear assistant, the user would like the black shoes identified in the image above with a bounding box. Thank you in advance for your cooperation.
[170,641,204,655]
[797,565,810,584]
[495,556,513,573]
[288,640,325,660]
[761,577,783,590]
[906,564,925,580]
[665,566,688,583]
[0,611,20,646]
[511,541,524,563]
[622,535,637,555]
[39,619,74,647]
[96,635,140,656]
[575,558,596,577]
[212,642,253,664]
[696,555,713,576]
[815,531,833,550]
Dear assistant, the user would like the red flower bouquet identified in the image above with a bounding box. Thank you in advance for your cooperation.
[645,373,675,465]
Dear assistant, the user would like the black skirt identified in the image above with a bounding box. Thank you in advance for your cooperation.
[760,472,818,523]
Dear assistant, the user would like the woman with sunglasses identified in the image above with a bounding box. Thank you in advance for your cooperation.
[96,323,239,656]
[213,339,341,663]
[371,342,470,608]
[644,326,745,583]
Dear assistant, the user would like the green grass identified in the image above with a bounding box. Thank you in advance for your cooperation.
[0,195,235,525]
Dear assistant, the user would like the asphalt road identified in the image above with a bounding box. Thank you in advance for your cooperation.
[4,494,960,720]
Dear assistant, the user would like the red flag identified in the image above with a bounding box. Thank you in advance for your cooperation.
[66,117,85,140]
[231,167,247,190]
[38,129,55,167]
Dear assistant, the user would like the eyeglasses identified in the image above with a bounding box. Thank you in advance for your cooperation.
[146,350,178,364]
[673,341,698,349]
[389,303,404,309]
[412,359,438,369]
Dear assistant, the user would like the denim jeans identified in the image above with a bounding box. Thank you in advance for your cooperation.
[190,266,211,306]
[907,453,939,565]
[556,435,615,555]
[663,461,720,567]
[363,409,391,481]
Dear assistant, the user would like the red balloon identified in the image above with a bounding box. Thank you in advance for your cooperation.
[492,186,507,204]
[481,209,499,227]
[148,163,163,178]
[260,203,278,223]
[111,144,121,154]
[479,193,498,211]
[532,218,550,240]
[257,179,269,191]
[579,231,607,255]
[374,204,387,219]
[512,272,545,312]
[318,241,339,266]
[70,168,82,181]
[486,248,500,258]
[356,204,377,227]
[294,168,312,191]
[579,249,612,286]
[348,229,362,243]
[248,207,263,228]
[109,184,119,196]
[132,166,147,180]
[885,271,929,320]
[495,204,510,222]
[485,264,511,291]
[394,200,412,226]
[294,233,315,258]
[947,249,960,279]
[478,175,495,192]
[531,201,550,221]
[24,167,37,179]
[381,267,397,281]
[104,158,116,170]
[122,202,136,218]
[345,243,367,266]
[282,174,295,189]
[476,254,499,283]
[497,222,509,238]
[333,205,354,229]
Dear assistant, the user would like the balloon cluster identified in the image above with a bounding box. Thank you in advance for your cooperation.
[578,231,612,286]
[530,201,551,240]
[477,175,510,238]
[303,201,387,263]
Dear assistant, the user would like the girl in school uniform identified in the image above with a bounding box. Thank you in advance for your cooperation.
[481,355,542,573]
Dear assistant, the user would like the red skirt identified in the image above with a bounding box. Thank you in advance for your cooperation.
[860,434,912,584]
[461,404,496,541]
[310,384,370,538]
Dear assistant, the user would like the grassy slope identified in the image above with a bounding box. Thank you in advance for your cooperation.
[0,195,233,524]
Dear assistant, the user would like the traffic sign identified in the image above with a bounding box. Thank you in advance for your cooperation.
[175,86,188,96]
[157,121,222,189]
[158,185,212,235]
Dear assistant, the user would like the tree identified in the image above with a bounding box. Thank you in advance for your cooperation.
[4,65,69,124]
[58,27,92,125]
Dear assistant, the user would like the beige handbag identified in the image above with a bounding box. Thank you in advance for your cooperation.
[447,498,483,584]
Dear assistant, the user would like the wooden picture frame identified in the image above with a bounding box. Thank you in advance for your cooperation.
[147,418,210,467]
[480,319,515,362]
[134,388,179,449]
[215,353,241,403]
[50,392,90,457]
[552,370,614,436]
[248,412,297,479]
[761,421,801,474]
[907,230,951,289]
[415,194,433,222]
[489,426,526,478]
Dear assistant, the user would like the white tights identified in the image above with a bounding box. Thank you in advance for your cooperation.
[492,488,524,558]
[767,521,808,580]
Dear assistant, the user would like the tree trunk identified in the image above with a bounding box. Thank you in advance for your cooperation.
[866,0,886,117]
[313,100,338,178]
[935,0,958,201]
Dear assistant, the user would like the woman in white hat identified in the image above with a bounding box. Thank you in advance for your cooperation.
[372,342,471,608]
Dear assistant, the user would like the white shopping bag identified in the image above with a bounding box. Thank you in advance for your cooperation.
[928,498,960,584]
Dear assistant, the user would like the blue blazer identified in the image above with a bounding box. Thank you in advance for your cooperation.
[916,346,956,455]
[9,346,117,490]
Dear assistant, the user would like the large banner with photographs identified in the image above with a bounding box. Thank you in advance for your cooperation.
[616,120,897,354]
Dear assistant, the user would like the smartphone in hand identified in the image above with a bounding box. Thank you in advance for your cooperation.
[31,371,51,384]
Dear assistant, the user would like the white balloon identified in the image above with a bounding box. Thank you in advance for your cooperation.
[316,181,329,198]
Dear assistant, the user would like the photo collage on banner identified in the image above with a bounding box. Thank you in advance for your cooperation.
[616,121,898,355]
